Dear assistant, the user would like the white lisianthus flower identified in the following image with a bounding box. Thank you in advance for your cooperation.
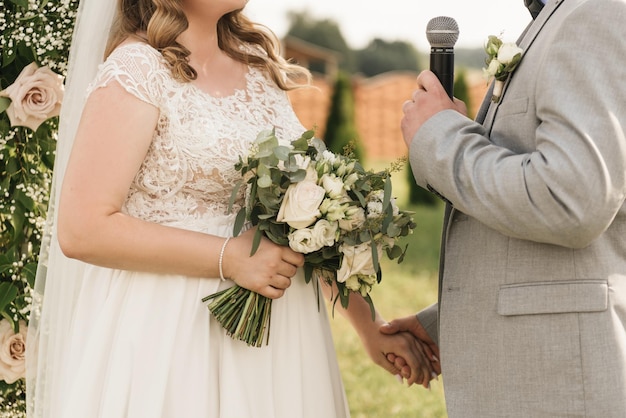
[344,273,377,296]
[337,242,378,284]
[277,180,325,229]
[338,206,366,231]
[320,174,345,199]
[343,172,359,189]
[321,150,338,165]
[497,43,523,65]
[288,228,323,253]
[319,198,347,222]
[0,62,64,131]
[0,319,27,384]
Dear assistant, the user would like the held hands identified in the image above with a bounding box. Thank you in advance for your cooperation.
[222,227,304,299]
[360,321,436,389]
[380,314,441,378]
[401,70,467,148]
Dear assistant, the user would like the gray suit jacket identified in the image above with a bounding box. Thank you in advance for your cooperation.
[410,0,626,416]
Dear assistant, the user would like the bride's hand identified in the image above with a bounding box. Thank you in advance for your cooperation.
[360,326,435,388]
[222,228,304,299]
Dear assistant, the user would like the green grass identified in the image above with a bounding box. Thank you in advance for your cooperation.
[329,162,448,417]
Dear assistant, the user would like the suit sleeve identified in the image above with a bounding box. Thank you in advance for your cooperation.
[409,1,626,249]
[416,303,439,346]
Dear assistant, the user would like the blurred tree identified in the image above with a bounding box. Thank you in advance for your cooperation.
[356,38,422,77]
[286,10,356,72]
[406,162,439,206]
[454,67,473,118]
[323,71,364,161]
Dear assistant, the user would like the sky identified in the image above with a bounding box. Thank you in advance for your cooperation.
[245,0,532,51]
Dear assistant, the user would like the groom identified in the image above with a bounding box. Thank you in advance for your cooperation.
[382,0,626,416]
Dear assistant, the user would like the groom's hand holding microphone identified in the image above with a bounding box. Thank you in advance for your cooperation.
[401,16,467,148]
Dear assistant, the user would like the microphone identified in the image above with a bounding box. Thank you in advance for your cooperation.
[426,16,459,99]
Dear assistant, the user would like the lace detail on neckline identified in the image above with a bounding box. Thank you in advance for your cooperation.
[90,42,306,233]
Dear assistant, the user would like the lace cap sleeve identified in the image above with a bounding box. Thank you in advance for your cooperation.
[87,43,167,107]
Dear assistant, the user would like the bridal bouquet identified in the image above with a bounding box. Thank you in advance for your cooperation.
[203,129,416,347]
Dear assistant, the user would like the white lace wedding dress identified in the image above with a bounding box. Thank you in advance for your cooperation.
[57,43,350,417]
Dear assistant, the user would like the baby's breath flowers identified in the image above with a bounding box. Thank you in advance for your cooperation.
[483,35,524,102]
[203,129,416,347]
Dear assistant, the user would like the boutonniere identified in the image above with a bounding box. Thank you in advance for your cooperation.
[482,35,523,103]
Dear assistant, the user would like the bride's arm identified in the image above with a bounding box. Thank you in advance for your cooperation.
[319,279,434,388]
[58,82,303,298]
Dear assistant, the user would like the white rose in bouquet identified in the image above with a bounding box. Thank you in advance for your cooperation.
[288,219,338,253]
[0,62,64,131]
[276,180,325,229]
[337,242,378,284]
[288,228,322,254]
[0,319,27,384]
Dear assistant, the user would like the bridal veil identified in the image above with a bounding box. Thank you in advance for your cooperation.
[26,1,117,416]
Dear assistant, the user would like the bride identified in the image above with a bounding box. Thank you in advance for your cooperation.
[26,0,435,416]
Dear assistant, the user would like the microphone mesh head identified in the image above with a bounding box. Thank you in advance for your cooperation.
[426,16,459,48]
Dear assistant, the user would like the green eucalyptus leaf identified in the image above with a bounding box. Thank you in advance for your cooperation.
[0,97,11,114]
[371,242,380,273]
[382,176,392,210]
[257,174,272,188]
[287,169,306,183]
[364,294,376,321]
[292,135,309,151]
[8,0,29,9]
[273,145,291,161]
[228,179,244,213]
[22,262,38,287]
[250,227,263,256]
[233,207,247,236]
[0,283,19,315]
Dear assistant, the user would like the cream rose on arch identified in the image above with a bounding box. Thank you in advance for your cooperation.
[276,180,326,229]
[0,62,64,131]
[0,319,27,384]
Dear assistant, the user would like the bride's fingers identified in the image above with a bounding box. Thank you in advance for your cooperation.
[270,274,292,290]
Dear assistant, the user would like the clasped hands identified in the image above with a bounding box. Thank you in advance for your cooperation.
[378,314,441,388]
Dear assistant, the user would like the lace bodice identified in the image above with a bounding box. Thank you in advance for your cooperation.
[87,43,305,232]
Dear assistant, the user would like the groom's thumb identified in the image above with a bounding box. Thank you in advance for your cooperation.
[379,321,398,335]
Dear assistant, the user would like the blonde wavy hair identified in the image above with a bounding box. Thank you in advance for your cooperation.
[105,0,310,90]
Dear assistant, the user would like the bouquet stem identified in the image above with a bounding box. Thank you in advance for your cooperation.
[202,285,272,347]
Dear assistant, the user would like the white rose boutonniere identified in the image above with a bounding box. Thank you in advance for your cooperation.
[0,62,64,131]
[483,35,523,103]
